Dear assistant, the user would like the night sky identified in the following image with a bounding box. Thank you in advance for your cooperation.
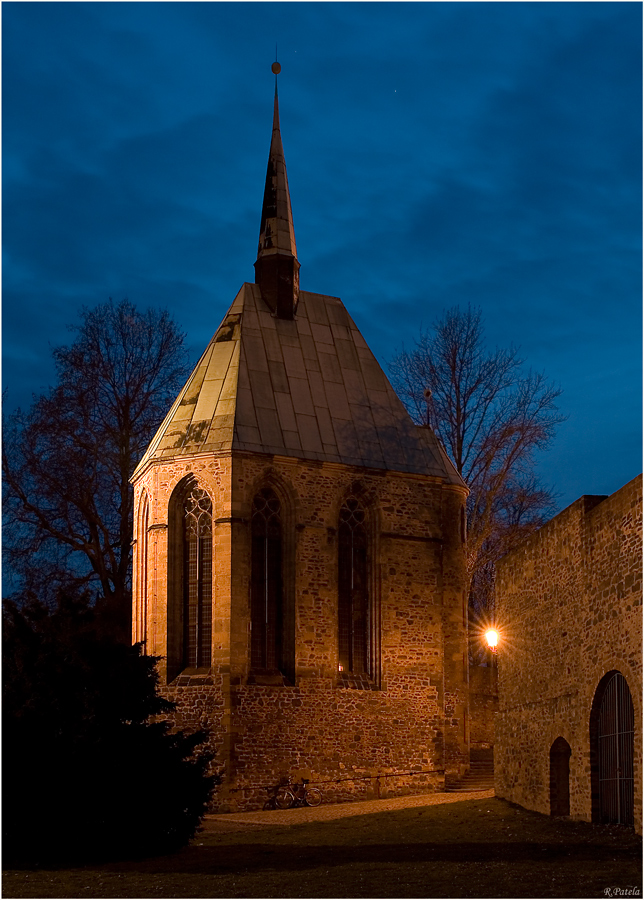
[3,2,641,512]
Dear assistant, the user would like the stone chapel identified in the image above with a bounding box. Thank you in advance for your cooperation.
[131,73,470,811]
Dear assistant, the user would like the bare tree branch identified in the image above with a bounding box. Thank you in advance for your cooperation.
[3,299,190,634]
[389,304,566,634]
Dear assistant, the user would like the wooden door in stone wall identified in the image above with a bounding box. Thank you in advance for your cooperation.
[549,737,571,816]
[595,672,634,826]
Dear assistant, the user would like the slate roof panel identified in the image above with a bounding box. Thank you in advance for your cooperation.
[351,329,369,350]
[314,406,335,445]
[248,366,277,410]
[282,344,307,379]
[257,308,276,333]
[324,381,352,420]
[296,317,312,337]
[361,441,386,467]
[193,379,223,423]
[327,301,351,327]
[275,392,298,433]
[360,357,388,392]
[237,355,252,390]
[235,424,262,444]
[289,377,314,415]
[311,322,334,346]
[244,332,269,372]
[214,398,236,417]
[206,425,234,446]
[332,419,361,458]
[235,387,258,428]
[241,304,261,333]
[336,338,360,372]
[296,414,324,453]
[262,327,284,362]
[330,322,352,342]
[171,401,196,423]
[306,293,330,326]
[318,350,343,384]
[268,359,290,394]
[255,406,284,448]
[344,368,368,405]
[157,429,185,451]
[322,444,342,462]
[308,374,328,408]
[279,323,301,346]
[349,403,379,444]
[283,430,303,452]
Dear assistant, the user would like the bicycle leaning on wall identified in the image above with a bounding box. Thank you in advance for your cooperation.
[266,776,322,809]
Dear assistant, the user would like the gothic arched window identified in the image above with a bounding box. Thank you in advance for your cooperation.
[251,488,284,672]
[135,492,150,646]
[182,486,213,668]
[338,497,370,676]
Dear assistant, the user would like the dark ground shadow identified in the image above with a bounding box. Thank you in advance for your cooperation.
[3,797,642,899]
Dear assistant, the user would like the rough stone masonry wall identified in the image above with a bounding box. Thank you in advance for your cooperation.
[219,453,467,811]
[132,450,468,812]
[495,475,642,832]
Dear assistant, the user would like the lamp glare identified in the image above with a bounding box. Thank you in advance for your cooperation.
[485,629,499,651]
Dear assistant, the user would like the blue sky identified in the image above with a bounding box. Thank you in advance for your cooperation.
[3,2,641,511]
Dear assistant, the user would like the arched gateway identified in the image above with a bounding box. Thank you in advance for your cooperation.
[591,671,635,826]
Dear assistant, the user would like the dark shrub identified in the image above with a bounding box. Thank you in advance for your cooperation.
[3,591,217,865]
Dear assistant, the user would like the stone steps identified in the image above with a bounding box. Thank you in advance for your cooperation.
[445,760,495,793]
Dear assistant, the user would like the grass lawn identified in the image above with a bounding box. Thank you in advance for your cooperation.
[3,796,641,899]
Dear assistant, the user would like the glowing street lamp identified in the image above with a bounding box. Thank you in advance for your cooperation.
[485,629,500,653]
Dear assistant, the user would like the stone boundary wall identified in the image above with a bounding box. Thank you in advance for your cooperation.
[495,475,642,832]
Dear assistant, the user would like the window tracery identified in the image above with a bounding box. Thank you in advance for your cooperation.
[183,486,212,668]
[137,493,149,645]
[251,488,283,672]
[338,496,370,676]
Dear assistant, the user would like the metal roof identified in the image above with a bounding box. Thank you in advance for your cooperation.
[133,282,465,486]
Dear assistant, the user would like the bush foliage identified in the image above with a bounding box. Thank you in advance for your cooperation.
[3,591,217,865]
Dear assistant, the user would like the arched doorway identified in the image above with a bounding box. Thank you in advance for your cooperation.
[550,737,571,816]
[590,671,634,826]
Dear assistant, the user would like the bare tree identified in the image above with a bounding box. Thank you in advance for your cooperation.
[390,305,565,630]
[3,299,189,636]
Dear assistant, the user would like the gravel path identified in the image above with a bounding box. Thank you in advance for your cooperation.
[204,789,495,830]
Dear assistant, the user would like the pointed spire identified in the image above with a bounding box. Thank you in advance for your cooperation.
[254,62,300,319]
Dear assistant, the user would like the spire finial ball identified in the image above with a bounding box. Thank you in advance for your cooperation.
[271,62,281,75]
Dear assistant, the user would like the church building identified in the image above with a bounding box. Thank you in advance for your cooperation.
[131,71,470,811]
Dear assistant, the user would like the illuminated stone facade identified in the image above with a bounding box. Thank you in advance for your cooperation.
[133,450,468,809]
[495,475,642,832]
[131,84,470,810]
